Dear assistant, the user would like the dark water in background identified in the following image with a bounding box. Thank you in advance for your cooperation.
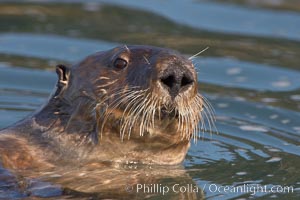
[0,0,300,199]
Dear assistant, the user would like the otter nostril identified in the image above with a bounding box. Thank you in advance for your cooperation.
[159,71,194,99]
[181,75,193,87]
[160,75,175,89]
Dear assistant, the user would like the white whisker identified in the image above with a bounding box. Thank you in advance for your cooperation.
[143,56,150,65]
[189,46,209,60]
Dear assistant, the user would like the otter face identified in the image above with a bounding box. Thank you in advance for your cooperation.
[55,45,203,142]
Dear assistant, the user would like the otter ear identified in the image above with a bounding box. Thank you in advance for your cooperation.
[54,64,71,97]
[56,64,70,84]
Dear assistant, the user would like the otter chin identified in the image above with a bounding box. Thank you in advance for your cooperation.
[0,45,205,169]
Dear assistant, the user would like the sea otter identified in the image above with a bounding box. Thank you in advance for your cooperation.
[0,45,204,170]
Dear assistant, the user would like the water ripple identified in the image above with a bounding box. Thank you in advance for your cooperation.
[100,0,300,41]
[0,33,116,62]
[195,57,300,92]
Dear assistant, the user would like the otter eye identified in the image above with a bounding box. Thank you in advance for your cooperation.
[113,58,128,69]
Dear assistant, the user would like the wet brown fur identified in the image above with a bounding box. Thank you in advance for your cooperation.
[0,45,205,169]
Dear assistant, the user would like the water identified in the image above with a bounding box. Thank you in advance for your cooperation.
[0,0,299,199]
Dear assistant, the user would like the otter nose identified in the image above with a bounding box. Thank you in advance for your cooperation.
[159,66,194,99]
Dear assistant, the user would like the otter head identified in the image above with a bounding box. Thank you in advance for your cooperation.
[50,45,204,163]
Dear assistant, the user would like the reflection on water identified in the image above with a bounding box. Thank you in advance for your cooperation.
[1,163,204,199]
[0,0,299,199]
[0,33,116,62]
[212,0,300,12]
[1,2,300,70]
[98,0,300,41]
[195,57,300,92]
